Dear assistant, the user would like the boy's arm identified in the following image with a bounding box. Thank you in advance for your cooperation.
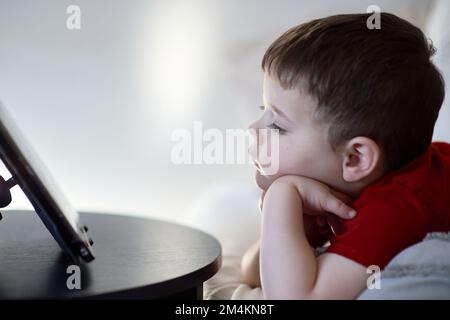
[240,208,335,288]
[260,176,368,299]
[241,191,339,289]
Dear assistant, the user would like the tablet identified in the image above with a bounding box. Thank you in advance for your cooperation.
[0,100,94,262]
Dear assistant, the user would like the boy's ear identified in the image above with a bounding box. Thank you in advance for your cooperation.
[340,137,382,182]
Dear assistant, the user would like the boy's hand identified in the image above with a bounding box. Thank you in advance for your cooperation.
[259,175,355,238]
[262,175,356,222]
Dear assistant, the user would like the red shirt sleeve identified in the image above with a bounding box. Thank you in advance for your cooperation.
[326,182,431,269]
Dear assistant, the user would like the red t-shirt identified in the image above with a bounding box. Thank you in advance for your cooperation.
[326,142,450,269]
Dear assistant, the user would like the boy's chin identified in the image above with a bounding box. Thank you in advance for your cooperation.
[254,170,275,191]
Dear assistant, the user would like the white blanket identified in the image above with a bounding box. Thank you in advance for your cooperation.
[203,254,263,300]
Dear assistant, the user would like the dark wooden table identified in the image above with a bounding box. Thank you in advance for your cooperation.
[0,210,222,299]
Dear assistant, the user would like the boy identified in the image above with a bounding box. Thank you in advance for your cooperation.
[243,12,450,299]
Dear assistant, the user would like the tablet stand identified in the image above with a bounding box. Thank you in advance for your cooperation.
[0,175,17,220]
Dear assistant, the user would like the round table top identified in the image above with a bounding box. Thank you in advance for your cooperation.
[0,210,222,299]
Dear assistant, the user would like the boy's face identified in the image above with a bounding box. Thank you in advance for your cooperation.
[249,73,343,191]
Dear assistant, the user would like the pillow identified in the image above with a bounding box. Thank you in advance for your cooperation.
[358,232,450,299]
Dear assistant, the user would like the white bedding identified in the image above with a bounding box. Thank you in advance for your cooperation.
[203,254,263,300]
[203,234,450,300]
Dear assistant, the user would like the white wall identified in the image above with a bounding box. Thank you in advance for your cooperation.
[0,0,444,222]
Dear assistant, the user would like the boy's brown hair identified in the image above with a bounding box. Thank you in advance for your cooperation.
[262,12,445,172]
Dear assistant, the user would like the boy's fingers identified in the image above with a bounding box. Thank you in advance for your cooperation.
[329,189,354,205]
[322,194,356,219]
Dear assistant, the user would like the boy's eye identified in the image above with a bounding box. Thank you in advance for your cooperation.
[267,123,287,134]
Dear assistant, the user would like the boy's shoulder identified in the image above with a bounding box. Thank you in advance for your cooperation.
[327,142,450,269]
[361,141,450,220]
